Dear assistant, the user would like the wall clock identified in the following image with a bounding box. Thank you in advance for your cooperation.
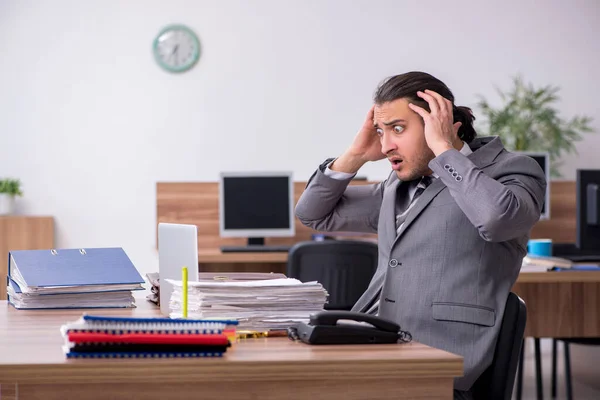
[153,24,200,73]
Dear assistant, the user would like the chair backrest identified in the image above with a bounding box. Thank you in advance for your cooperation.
[286,240,378,310]
[472,292,527,400]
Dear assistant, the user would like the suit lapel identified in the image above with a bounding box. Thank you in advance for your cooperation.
[380,179,401,250]
[385,136,506,250]
[391,177,446,248]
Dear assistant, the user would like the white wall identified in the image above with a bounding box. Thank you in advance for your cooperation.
[1,0,599,276]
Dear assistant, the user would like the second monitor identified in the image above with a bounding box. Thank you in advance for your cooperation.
[219,171,295,252]
[514,151,550,220]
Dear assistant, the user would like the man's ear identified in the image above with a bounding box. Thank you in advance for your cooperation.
[453,122,463,139]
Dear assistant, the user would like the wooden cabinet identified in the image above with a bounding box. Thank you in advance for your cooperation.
[0,216,54,300]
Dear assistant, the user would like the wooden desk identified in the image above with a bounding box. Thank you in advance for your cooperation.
[512,271,600,400]
[0,216,54,300]
[0,301,463,400]
[198,249,288,273]
[514,271,600,338]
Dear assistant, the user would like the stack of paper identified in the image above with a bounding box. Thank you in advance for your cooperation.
[145,271,288,306]
[146,272,160,305]
[166,278,328,331]
[60,315,238,358]
[7,248,144,309]
[521,255,574,272]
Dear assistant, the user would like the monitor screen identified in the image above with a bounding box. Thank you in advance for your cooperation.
[577,169,600,252]
[219,172,295,240]
[514,152,550,219]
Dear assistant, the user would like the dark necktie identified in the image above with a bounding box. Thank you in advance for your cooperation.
[395,175,434,235]
[364,175,435,315]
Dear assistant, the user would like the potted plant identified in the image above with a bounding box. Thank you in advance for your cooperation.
[476,76,594,177]
[0,178,23,215]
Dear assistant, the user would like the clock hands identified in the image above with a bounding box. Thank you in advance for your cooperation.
[155,25,199,72]
[169,44,179,65]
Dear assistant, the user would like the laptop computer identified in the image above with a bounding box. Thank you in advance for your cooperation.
[158,223,199,316]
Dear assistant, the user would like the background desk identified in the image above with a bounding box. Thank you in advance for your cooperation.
[512,271,600,400]
[0,300,463,400]
[514,271,600,338]
[198,249,288,273]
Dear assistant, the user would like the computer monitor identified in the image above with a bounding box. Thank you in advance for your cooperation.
[552,169,600,261]
[219,171,295,248]
[576,170,600,252]
[514,151,550,219]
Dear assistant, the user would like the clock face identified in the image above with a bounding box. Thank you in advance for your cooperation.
[153,25,200,73]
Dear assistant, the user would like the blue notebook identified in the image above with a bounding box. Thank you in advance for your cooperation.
[8,247,144,293]
[9,247,144,287]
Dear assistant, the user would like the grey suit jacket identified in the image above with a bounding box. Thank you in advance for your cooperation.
[295,136,546,390]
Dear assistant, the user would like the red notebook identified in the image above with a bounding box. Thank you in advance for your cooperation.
[67,332,230,346]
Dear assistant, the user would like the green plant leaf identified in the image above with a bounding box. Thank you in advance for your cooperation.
[0,178,23,196]
[476,75,595,178]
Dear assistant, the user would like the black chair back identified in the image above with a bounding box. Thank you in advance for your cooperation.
[286,240,378,310]
[472,292,527,400]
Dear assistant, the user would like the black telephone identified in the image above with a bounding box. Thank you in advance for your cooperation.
[289,310,412,345]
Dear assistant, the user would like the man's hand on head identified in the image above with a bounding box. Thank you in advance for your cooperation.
[408,90,462,157]
[331,105,385,174]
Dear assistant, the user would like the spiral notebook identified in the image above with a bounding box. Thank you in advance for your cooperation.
[61,315,238,358]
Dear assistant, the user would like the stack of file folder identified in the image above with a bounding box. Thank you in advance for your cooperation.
[7,247,145,309]
[60,315,238,358]
[166,277,328,331]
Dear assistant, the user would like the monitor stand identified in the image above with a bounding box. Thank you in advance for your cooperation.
[220,237,291,253]
[553,243,600,263]
[247,237,265,246]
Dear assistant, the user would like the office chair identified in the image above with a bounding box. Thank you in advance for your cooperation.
[286,240,378,310]
[472,292,527,400]
[551,337,600,400]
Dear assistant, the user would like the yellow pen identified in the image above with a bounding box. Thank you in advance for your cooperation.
[182,266,188,319]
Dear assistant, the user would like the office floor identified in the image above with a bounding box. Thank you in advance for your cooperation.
[514,339,600,400]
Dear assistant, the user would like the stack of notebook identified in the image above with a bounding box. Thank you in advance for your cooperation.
[60,315,238,358]
[166,277,328,331]
[7,247,145,309]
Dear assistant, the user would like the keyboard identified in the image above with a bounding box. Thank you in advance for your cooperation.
[553,243,600,262]
[220,245,291,253]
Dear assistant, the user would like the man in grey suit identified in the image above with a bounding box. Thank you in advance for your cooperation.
[295,71,546,399]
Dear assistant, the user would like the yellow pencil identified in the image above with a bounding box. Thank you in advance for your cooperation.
[182,266,188,319]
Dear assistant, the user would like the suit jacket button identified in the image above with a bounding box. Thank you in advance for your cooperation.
[389,259,399,268]
[444,164,451,170]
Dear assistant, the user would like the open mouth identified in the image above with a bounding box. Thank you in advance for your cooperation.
[389,158,403,170]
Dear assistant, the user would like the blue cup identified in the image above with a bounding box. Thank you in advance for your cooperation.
[527,239,552,257]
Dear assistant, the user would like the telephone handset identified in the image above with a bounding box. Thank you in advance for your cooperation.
[289,310,412,345]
